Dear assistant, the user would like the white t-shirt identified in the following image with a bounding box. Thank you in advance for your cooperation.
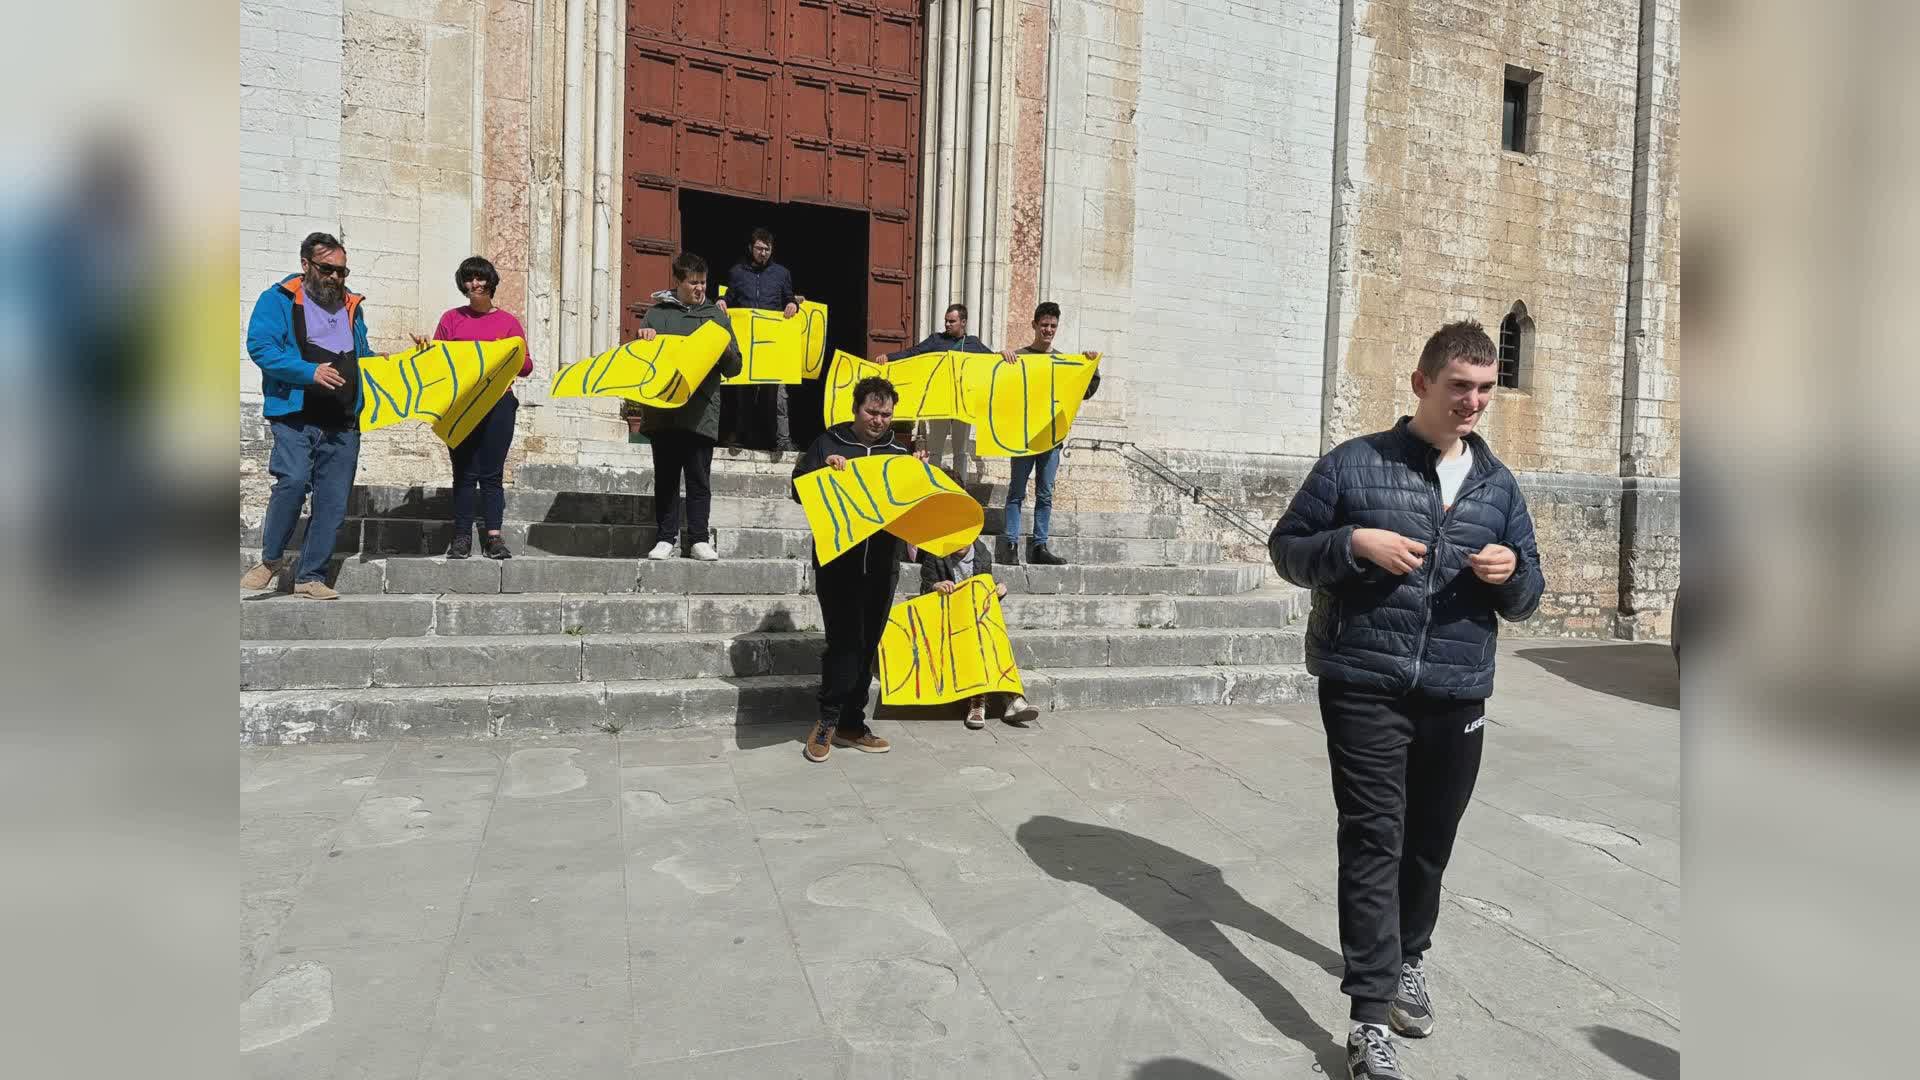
[1437,445,1474,510]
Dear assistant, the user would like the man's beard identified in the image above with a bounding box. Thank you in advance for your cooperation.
[305,272,344,306]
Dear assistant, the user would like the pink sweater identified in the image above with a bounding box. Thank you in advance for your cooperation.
[433,307,533,377]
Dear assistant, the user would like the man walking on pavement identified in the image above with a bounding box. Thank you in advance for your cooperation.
[1000,301,1102,566]
[875,302,1008,487]
[717,227,799,451]
[241,232,375,600]
[790,376,927,763]
[1267,320,1545,1080]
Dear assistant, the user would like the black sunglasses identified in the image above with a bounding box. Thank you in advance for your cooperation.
[310,261,349,279]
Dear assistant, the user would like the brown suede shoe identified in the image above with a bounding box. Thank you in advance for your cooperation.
[832,730,891,753]
[292,581,340,601]
[804,719,833,763]
[240,559,282,591]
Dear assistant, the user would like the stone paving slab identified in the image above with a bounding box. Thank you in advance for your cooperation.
[241,639,1680,1079]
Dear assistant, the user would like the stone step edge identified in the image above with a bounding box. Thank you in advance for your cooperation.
[238,664,1319,744]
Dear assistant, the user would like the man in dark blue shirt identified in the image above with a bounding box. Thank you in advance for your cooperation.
[718,227,800,450]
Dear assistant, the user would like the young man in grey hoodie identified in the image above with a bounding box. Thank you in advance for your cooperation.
[638,253,743,561]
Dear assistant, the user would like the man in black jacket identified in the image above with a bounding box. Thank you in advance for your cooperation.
[1269,320,1544,1080]
[791,376,927,763]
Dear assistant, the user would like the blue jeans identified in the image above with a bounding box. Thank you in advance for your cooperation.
[1005,446,1060,547]
[260,419,360,583]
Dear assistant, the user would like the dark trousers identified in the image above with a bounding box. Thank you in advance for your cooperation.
[720,384,790,449]
[649,430,714,546]
[1319,679,1486,1022]
[449,393,518,535]
[260,419,360,584]
[814,544,899,734]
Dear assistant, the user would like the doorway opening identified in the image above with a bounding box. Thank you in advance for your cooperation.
[679,188,870,449]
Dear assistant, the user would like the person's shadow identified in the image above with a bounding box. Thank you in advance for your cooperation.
[1016,816,1347,1075]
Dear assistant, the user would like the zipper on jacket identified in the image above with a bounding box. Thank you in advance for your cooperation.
[1411,452,1494,692]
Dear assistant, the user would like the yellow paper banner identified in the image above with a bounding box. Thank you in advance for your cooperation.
[359,337,526,446]
[965,352,1101,457]
[877,575,1024,704]
[821,349,886,427]
[792,453,983,564]
[722,300,830,385]
[547,321,731,408]
[820,349,1100,456]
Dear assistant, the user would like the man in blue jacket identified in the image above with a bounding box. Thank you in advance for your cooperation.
[1269,320,1544,1080]
[717,227,799,451]
[240,232,374,599]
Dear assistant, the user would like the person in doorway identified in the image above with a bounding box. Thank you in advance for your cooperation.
[1267,320,1544,1080]
[917,538,1040,728]
[415,256,532,560]
[875,302,1007,486]
[790,376,926,763]
[999,301,1103,566]
[639,253,742,562]
[241,232,374,600]
[717,227,799,451]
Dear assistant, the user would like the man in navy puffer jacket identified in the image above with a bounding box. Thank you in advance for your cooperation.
[1269,319,1543,1080]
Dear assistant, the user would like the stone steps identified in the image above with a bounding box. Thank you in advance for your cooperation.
[238,663,1318,743]
[239,626,1308,691]
[240,517,1220,565]
[239,551,1268,598]
[239,586,1309,640]
[339,484,1181,539]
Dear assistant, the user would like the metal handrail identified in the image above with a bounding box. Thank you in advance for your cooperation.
[1067,436,1273,545]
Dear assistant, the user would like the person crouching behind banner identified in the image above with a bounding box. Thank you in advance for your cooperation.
[791,376,927,763]
[640,253,742,562]
[414,256,532,560]
[917,538,1040,729]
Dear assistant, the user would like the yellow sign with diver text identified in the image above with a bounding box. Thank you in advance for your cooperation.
[721,300,830,385]
[877,575,1024,704]
[964,352,1102,457]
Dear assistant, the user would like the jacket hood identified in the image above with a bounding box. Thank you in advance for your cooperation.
[649,289,722,317]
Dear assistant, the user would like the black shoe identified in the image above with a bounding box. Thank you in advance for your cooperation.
[1388,961,1433,1037]
[1001,540,1022,565]
[1027,543,1066,566]
[482,534,513,560]
[446,533,473,560]
[1346,1025,1407,1079]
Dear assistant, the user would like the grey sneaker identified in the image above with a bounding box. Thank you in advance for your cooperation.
[1389,961,1434,1038]
[1347,1025,1407,1080]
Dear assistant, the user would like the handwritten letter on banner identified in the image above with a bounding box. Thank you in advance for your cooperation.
[877,575,1024,705]
[821,350,1101,456]
[792,453,983,565]
[722,300,830,385]
[547,321,732,408]
[359,337,526,447]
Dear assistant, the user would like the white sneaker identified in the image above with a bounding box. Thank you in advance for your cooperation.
[689,541,720,562]
[1003,695,1039,725]
[646,541,676,560]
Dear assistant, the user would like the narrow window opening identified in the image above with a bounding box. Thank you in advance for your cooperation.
[1498,301,1534,389]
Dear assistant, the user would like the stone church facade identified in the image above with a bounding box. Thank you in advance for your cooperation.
[240,0,1679,638]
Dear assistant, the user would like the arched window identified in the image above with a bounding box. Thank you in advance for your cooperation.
[1497,301,1533,389]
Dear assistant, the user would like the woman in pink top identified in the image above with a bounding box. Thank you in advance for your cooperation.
[415,256,532,559]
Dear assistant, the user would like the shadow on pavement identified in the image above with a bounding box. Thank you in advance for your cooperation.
[1515,643,1679,710]
[1015,815,1346,1077]
[1132,1058,1237,1079]
[1583,1024,1679,1080]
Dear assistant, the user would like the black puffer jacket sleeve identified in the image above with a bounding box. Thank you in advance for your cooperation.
[1491,488,1546,621]
[1268,455,1375,589]
[790,432,832,504]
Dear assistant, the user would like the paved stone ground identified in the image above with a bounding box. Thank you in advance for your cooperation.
[241,638,1680,1079]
